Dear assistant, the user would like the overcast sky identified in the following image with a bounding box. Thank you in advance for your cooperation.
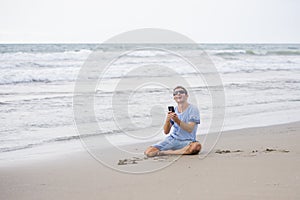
[0,0,299,43]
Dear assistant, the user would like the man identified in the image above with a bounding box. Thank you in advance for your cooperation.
[144,86,201,157]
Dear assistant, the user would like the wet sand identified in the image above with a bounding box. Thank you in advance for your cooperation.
[0,122,299,200]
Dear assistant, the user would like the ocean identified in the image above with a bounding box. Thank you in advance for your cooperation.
[1,43,300,162]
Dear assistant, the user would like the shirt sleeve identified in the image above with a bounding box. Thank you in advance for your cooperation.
[188,106,200,124]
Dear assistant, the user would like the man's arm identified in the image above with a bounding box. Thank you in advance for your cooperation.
[171,113,196,133]
[179,121,196,133]
[163,112,173,134]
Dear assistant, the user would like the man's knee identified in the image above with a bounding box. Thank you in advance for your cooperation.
[186,142,201,155]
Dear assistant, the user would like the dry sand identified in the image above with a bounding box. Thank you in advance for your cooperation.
[0,122,299,200]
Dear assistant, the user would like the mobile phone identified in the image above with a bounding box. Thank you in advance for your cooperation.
[168,106,175,112]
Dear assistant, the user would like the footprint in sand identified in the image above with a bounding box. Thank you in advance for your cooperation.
[263,148,289,153]
[118,158,139,165]
[215,148,290,155]
[117,156,154,165]
[215,149,243,154]
[118,156,173,165]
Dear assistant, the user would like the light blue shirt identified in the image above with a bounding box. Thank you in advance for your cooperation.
[169,104,200,141]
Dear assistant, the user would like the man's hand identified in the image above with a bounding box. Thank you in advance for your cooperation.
[166,111,173,121]
[170,112,180,125]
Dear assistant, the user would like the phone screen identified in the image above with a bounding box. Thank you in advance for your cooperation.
[168,106,175,112]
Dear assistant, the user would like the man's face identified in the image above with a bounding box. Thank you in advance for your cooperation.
[173,88,188,104]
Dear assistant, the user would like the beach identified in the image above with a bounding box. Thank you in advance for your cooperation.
[1,121,299,200]
[1,43,299,199]
[1,0,300,198]
[1,0,299,198]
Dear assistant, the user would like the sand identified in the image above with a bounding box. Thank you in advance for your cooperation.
[0,122,299,200]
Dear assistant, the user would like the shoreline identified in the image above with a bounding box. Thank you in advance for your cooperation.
[0,121,299,199]
[1,120,300,167]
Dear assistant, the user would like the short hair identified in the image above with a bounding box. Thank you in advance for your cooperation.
[173,86,188,95]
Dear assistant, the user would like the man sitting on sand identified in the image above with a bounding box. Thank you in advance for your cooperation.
[144,86,202,157]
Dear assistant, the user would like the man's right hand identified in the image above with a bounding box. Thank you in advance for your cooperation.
[166,111,173,121]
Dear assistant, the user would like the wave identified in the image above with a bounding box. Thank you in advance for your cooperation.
[208,49,246,56]
[0,73,170,85]
[220,66,300,74]
[210,49,300,56]
[1,63,299,85]
[246,50,300,56]
[0,129,123,153]
[0,49,90,70]
[126,50,170,57]
[0,66,78,85]
[225,80,300,92]
[0,77,73,85]
[249,98,300,106]
[0,49,91,62]
[0,78,52,85]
